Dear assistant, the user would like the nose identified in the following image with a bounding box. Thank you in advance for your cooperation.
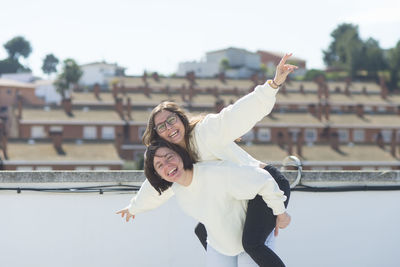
[165,123,174,130]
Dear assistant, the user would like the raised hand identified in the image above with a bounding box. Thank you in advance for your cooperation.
[273,53,298,86]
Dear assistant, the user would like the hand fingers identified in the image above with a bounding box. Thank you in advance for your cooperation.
[116,210,126,217]
[278,53,293,67]
[274,226,279,237]
[285,64,298,69]
[282,65,298,73]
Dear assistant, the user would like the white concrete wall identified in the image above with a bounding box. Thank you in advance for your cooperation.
[1,189,399,267]
[34,81,61,104]
[176,61,219,77]
[80,64,116,86]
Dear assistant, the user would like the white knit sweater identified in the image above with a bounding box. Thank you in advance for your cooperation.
[172,161,286,256]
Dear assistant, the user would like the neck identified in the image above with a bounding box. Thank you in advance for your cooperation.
[178,168,193,187]
[178,139,187,149]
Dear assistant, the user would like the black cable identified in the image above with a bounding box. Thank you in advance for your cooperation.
[0,184,141,194]
[292,184,400,192]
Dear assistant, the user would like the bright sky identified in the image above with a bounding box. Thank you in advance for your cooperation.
[1,0,399,77]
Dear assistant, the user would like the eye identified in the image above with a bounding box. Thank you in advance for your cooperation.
[166,154,174,161]
[155,163,163,170]
[167,115,177,124]
[156,124,166,132]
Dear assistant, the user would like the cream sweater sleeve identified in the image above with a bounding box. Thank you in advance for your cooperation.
[195,82,279,149]
[127,179,174,215]
[226,163,286,215]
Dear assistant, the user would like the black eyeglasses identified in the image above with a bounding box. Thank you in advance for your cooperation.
[154,114,178,133]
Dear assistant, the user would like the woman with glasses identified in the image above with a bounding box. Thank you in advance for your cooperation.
[117,53,297,266]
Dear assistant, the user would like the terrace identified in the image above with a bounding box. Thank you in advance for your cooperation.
[1,168,399,267]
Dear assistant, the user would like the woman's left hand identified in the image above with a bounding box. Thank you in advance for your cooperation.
[274,212,291,236]
[273,53,298,86]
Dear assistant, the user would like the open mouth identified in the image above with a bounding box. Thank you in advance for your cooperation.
[169,130,178,138]
[168,167,178,176]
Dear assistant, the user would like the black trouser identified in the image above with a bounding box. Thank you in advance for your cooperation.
[194,164,291,267]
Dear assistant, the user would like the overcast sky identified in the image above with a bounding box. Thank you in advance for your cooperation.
[1,0,399,77]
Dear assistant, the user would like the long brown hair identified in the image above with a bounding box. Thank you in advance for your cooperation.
[142,101,201,162]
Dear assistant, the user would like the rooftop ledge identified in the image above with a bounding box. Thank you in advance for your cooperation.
[0,171,399,189]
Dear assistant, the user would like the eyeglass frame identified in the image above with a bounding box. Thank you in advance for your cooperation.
[153,113,178,133]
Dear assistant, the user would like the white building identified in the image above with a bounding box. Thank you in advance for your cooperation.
[34,79,61,104]
[1,72,35,83]
[79,62,125,88]
[177,61,219,77]
[177,47,262,79]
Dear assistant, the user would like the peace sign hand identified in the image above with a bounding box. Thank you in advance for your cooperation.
[273,53,298,86]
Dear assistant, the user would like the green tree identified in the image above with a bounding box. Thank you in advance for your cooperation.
[54,58,82,99]
[42,54,59,76]
[4,36,32,60]
[387,40,400,91]
[360,38,386,81]
[0,36,32,74]
[304,69,326,81]
[0,58,25,74]
[260,63,268,76]
[323,23,363,77]
[220,58,230,71]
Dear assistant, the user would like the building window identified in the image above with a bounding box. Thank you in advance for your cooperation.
[311,166,325,170]
[17,166,33,170]
[353,130,365,142]
[327,166,343,170]
[75,166,91,170]
[31,126,46,138]
[102,126,115,139]
[83,126,97,139]
[338,129,349,142]
[138,126,146,140]
[279,105,288,113]
[377,106,386,113]
[305,129,317,143]
[36,166,52,170]
[361,166,376,170]
[377,166,392,171]
[50,126,63,132]
[257,128,271,142]
[93,166,109,170]
[331,106,341,113]
[364,106,373,114]
[381,130,392,143]
[289,128,300,142]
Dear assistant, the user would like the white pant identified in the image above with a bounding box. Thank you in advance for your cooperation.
[206,231,275,267]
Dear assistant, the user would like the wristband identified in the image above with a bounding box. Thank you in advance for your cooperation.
[268,79,279,89]
[272,80,281,87]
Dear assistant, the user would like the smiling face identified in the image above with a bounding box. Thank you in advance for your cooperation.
[153,147,185,183]
[154,110,186,147]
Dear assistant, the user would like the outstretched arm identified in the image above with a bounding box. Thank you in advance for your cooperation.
[116,179,174,222]
[195,53,298,149]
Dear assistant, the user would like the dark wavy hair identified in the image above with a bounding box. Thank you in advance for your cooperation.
[142,101,202,162]
[144,139,194,195]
